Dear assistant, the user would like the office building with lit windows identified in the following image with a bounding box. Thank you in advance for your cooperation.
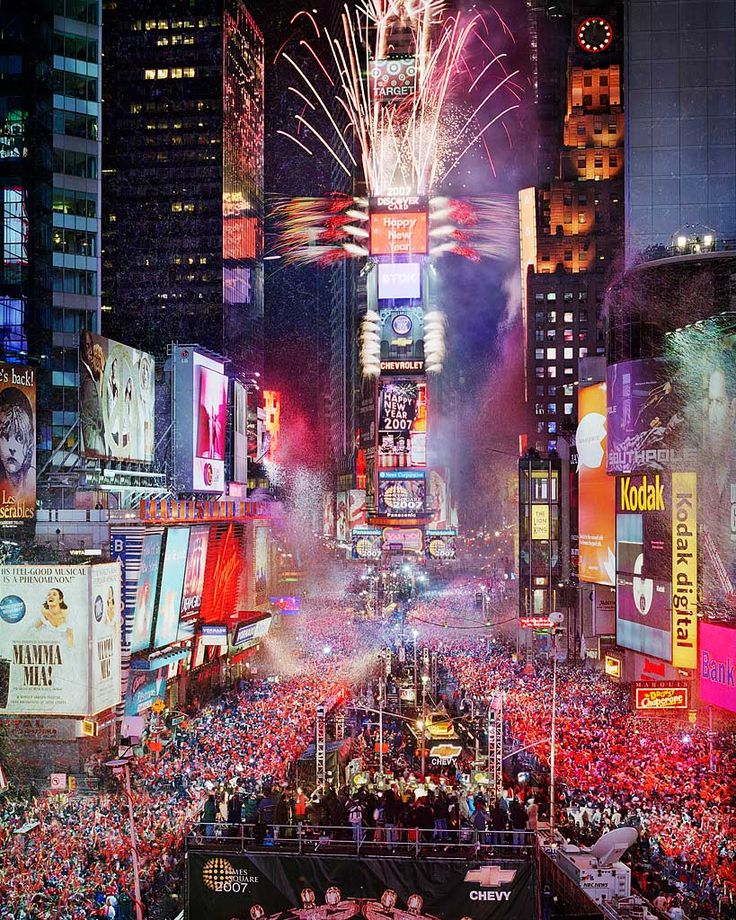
[520,0,623,454]
[102,0,264,374]
[0,0,102,503]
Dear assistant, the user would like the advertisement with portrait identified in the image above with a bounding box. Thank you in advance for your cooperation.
[254,523,269,606]
[171,349,227,494]
[153,527,190,650]
[232,379,249,484]
[124,671,166,717]
[0,362,35,521]
[0,564,120,716]
[669,321,736,606]
[335,492,350,544]
[426,530,457,561]
[428,469,450,528]
[88,562,122,714]
[200,523,245,625]
[616,573,672,661]
[699,622,736,714]
[380,307,424,374]
[179,525,210,640]
[606,358,686,474]
[378,380,427,469]
[322,492,336,539]
[378,470,426,518]
[348,490,367,531]
[351,527,383,560]
[577,382,615,586]
[79,332,155,463]
[130,532,163,654]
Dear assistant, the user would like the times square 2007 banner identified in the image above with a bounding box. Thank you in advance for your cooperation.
[187,852,537,920]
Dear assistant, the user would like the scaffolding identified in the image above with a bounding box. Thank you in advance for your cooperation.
[488,696,504,799]
[315,684,347,788]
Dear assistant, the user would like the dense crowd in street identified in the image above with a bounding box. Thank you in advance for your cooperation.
[442,639,736,920]
[0,575,734,920]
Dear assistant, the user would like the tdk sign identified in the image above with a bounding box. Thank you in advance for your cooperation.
[619,474,665,513]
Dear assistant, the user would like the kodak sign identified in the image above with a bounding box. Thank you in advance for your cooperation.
[672,471,697,669]
[619,474,666,512]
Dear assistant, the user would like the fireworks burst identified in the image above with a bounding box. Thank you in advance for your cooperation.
[277,0,520,198]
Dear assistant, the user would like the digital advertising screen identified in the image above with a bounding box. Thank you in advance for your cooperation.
[699,622,736,714]
[606,358,685,474]
[79,332,155,464]
[377,261,421,300]
[426,529,457,560]
[131,532,163,654]
[196,365,228,490]
[233,614,272,648]
[380,307,424,374]
[200,524,244,624]
[179,525,209,640]
[153,527,190,650]
[351,527,383,560]
[254,524,269,606]
[370,211,428,257]
[577,382,615,586]
[382,526,423,554]
[369,58,417,102]
[378,380,427,468]
[616,573,672,661]
[0,362,36,520]
[378,470,426,517]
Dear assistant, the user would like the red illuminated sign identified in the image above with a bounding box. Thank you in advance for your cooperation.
[370,212,428,257]
[199,523,245,624]
[634,685,689,711]
[519,617,553,629]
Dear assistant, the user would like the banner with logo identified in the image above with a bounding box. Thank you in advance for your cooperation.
[377,380,426,469]
[671,472,697,668]
[187,852,536,920]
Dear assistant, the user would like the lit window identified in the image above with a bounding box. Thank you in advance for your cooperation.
[535,404,545,416]
[157,69,168,79]
[546,292,556,301]
[547,403,556,414]
[548,422,557,434]
[145,20,156,29]
[563,367,574,377]
[579,347,588,358]
[563,312,573,322]
[564,385,574,397]
[183,203,194,212]
[547,366,557,379]
[171,202,183,212]
[171,68,183,78]
[144,69,156,80]
[579,213,586,224]
[564,329,573,342]
[548,311,556,323]
[183,67,195,78]
[535,368,545,379]
[546,329,556,340]
[564,347,573,360]
[535,349,544,360]
[564,403,573,415]
[546,347,556,360]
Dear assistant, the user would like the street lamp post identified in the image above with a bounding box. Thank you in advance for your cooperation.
[378,676,385,777]
[548,611,564,838]
[412,629,419,702]
[106,757,143,920]
[420,672,429,778]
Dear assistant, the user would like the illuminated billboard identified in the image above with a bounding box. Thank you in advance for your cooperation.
[606,358,685,474]
[178,525,209,640]
[322,492,336,538]
[671,471,697,668]
[233,613,272,648]
[254,523,269,606]
[369,58,417,102]
[616,574,672,661]
[131,532,163,654]
[352,526,383,560]
[377,261,421,300]
[0,362,35,520]
[426,529,457,560]
[79,332,155,463]
[232,380,249,484]
[172,348,227,494]
[378,380,427,468]
[577,382,615,586]
[633,684,689,712]
[335,492,350,543]
[370,211,428,257]
[378,470,425,517]
[382,526,423,554]
[0,563,121,716]
[699,622,736,714]
[200,523,244,625]
[380,307,424,373]
[153,527,190,650]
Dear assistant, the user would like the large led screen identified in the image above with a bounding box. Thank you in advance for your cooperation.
[377,261,421,300]
[378,380,427,468]
[378,470,426,517]
[178,525,209,640]
[0,362,36,520]
[131,532,163,653]
[153,527,189,650]
[699,622,736,714]
[79,332,155,463]
[370,212,428,257]
[577,382,615,586]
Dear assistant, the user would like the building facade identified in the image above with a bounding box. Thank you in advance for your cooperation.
[102,0,264,374]
[0,0,102,502]
[625,0,736,262]
[521,0,623,455]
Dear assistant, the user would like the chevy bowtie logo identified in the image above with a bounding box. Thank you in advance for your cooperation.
[465,866,517,892]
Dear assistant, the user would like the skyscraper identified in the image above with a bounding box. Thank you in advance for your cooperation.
[102,0,264,374]
[1,0,102,503]
[520,1,623,454]
[625,0,736,261]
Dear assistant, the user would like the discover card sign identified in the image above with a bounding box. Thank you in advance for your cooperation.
[187,852,536,920]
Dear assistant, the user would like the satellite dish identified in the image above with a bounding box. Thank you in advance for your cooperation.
[590,827,638,866]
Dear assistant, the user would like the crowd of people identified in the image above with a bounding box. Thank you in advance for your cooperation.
[442,638,736,920]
